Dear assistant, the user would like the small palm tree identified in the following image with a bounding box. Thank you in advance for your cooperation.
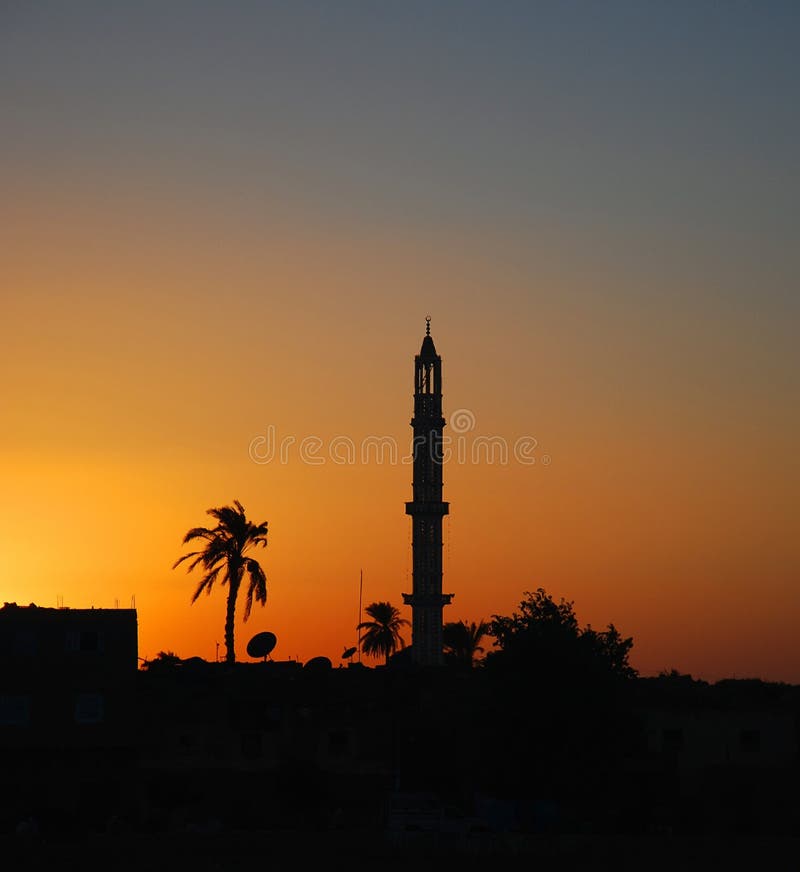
[173,500,268,665]
[357,601,409,665]
[443,619,491,667]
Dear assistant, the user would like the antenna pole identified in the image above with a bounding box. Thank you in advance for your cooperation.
[358,568,363,663]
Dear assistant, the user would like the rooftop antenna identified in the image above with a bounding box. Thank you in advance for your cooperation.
[357,568,364,664]
[114,597,119,609]
[130,594,136,609]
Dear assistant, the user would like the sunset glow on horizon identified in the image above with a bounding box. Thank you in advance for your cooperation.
[2,3,798,681]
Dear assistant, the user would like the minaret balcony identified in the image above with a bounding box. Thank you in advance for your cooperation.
[402,592,454,607]
[405,501,449,516]
[410,415,446,429]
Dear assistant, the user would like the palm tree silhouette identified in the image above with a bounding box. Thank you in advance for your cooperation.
[357,601,409,665]
[443,619,491,667]
[173,500,268,665]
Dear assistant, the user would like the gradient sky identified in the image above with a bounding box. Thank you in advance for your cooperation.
[2,1,798,680]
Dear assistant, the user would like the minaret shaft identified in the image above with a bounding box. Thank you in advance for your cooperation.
[403,322,453,665]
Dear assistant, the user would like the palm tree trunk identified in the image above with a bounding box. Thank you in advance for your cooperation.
[224,579,239,665]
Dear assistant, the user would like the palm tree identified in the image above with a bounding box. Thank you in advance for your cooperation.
[357,601,409,665]
[173,500,268,665]
[443,619,491,667]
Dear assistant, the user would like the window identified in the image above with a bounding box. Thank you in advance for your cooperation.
[263,705,281,732]
[662,728,685,752]
[205,740,224,760]
[328,730,350,758]
[74,693,104,724]
[241,732,262,760]
[0,695,31,726]
[66,630,101,653]
[13,632,37,656]
[80,631,99,652]
[740,729,761,753]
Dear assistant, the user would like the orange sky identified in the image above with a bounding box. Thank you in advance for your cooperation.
[2,203,797,680]
[1,4,798,681]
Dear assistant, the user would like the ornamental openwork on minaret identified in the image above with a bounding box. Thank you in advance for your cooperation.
[403,318,453,665]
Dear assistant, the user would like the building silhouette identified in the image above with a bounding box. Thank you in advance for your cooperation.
[403,319,453,665]
[0,603,139,829]
[0,603,138,738]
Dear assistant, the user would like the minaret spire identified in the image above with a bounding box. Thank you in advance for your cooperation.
[403,320,453,665]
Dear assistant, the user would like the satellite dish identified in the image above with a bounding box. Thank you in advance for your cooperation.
[303,655,332,672]
[342,646,357,660]
[246,631,277,660]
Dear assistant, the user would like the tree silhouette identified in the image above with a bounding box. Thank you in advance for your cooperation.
[481,588,638,800]
[173,500,268,665]
[357,601,409,665]
[141,650,182,671]
[489,587,579,664]
[488,587,636,680]
[580,622,637,680]
[442,619,491,667]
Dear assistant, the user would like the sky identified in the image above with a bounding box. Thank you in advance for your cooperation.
[1,1,798,681]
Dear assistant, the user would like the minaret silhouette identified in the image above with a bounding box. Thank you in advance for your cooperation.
[403,318,453,665]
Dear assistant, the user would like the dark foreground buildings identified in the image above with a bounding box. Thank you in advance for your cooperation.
[2,604,799,868]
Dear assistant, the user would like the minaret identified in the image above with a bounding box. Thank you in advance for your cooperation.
[403,318,453,665]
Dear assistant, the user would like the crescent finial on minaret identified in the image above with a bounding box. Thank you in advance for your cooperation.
[425,316,431,336]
